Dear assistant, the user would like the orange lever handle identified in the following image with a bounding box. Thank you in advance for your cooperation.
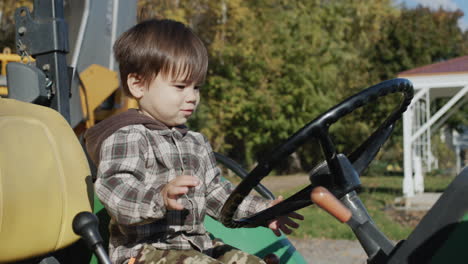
[311,186,352,223]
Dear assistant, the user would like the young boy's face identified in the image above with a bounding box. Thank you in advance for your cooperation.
[135,73,200,126]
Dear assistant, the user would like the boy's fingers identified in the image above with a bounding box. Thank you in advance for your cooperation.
[270,224,281,237]
[268,220,278,229]
[268,220,282,237]
[167,199,184,210]
[276,195,284,202]
[177,175,199,181]
[288,212,304,220]
[173,176,199,187]
[162,177,197,210]
[269,196,284,208]
[280,224,292,234]
[273,229,281,237]
[179,174,198,178]
[167,186,189,196]
[282,218,299,229]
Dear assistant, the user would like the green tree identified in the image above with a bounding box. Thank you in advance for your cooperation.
[366,5,468,171]
[137,1,467,173]
[370,5,466,80]
[138,0,401,171]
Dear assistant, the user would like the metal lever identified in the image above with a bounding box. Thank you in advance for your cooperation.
[311,187,394,261]
[72,211,112,264]
[341,191,395,260]
[311,186,352,223]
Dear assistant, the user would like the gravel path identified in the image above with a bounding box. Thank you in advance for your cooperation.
[260,174,310,192]
[289,238,367,264]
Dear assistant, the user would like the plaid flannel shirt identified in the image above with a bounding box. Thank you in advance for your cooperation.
[95,124,269,264]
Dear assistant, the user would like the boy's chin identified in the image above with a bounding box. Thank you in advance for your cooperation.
[168,118,188,127]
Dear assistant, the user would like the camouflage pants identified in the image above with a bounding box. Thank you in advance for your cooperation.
[133,242,266,264]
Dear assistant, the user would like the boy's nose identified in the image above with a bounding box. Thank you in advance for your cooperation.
[185,88,198,103]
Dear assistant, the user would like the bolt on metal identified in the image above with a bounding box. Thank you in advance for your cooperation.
[18,26,27,35]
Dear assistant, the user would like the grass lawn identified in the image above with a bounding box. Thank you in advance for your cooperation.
[275,175,454,241]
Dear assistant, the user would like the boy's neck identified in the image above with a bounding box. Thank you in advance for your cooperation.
[135,108,187,131]
[136,108,170,128]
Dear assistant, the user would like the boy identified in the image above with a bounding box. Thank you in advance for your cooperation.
[85,19,303,264]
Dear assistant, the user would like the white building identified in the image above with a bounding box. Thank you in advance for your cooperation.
[398,56,468,197]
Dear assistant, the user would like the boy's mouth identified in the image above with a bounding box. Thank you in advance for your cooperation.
[181,109,194,115]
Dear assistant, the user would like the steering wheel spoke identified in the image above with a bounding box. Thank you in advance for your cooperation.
[236,185,315,227]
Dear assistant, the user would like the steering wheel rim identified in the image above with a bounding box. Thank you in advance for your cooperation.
[219,78,414,228]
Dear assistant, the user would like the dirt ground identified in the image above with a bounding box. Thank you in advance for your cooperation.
[260,174,310,193]
[289,238,367,264]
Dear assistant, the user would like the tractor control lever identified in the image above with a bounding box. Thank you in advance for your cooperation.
[341,192,395,261]
[310,187,394,261]
[311,186,352,223]
[72,212,112,264]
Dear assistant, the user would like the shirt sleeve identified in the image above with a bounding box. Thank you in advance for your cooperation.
[202,137,270,223]
[94,128,166,226]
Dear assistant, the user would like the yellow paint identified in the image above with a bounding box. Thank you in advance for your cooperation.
[0,87,7,97]
[79,64,138,129]
[0,99,92,262]
[79,64,120,128]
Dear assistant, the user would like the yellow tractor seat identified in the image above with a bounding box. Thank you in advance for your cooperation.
[0,99,93,262]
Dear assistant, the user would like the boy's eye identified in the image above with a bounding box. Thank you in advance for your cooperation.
[174,84,202,90]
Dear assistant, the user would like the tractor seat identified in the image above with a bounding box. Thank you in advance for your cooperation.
[0,99,93,262]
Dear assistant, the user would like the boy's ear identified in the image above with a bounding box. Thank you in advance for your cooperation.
[127,73,145,99]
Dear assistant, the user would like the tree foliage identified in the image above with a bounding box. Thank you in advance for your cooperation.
[1,1,465,172]
[136,0,467,171]
[370,5,467,80]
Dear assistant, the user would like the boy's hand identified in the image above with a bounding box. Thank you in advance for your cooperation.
[161,175,199,210]
[267,196,304,237]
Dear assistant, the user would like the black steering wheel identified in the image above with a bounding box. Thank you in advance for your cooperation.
[219,78,414,228]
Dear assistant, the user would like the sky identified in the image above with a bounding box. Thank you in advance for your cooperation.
[396,0,468,31]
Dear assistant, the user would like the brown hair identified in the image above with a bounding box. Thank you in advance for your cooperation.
[113,19,208,96]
